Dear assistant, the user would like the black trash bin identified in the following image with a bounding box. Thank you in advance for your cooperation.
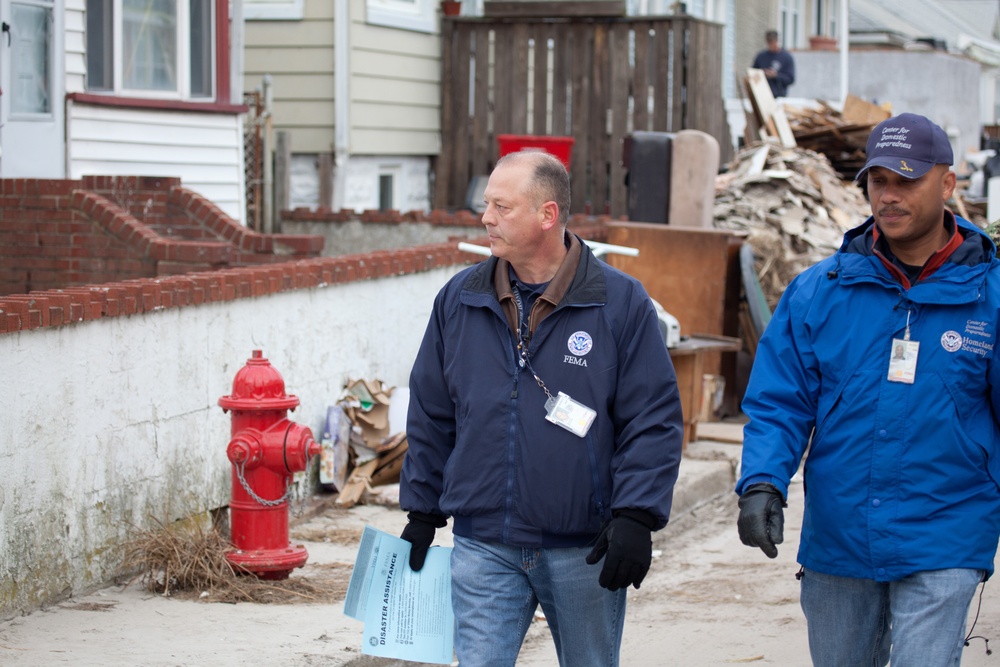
[622,131,674,223]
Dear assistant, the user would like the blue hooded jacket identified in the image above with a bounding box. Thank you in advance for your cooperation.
[401,235,684,548]
[738,213,1000,580]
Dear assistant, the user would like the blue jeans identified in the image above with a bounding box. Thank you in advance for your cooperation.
[450,535,627,667]
[800,567,985,667]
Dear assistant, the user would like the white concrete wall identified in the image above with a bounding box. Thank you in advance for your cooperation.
[289,154,435,214]
[0,265,463,620]
[281,219,482,255]
[789,50,982,156]
[338,155,433,213]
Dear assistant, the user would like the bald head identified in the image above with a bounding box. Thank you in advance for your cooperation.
[494,151,571,226]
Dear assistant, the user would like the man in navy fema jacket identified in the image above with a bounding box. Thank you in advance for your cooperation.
[737,113,1000,666]
[399,150,684,666]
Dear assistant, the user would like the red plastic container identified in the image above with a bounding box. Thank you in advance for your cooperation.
[497,134,575,169]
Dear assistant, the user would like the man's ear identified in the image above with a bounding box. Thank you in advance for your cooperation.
[539,200,560,230]
[941,168,957,202]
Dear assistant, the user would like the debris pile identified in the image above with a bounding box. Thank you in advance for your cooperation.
[742,65,887,180]
[121,516,331,603]
[713,142,871,310]
[318,378,409,509]
[784,96,891,179]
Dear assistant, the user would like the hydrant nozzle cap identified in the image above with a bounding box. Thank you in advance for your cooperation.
[218,350,300,411]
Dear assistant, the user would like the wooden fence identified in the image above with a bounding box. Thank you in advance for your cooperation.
[436,15,732,216]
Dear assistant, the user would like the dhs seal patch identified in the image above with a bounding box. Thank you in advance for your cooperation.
[941,331,963,353]
[567,331,593,356]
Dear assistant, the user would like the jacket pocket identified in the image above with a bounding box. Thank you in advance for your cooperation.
[942,375,1000,493]
[515,428,604,534]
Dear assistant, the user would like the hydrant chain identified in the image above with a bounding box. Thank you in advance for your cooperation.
[235,459,293,507]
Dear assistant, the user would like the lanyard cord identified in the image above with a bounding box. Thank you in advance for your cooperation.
[512,284,555,402]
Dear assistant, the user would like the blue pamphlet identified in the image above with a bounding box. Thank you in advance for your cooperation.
[344,525,454,664]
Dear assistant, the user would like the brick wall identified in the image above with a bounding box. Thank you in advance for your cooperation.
[279,206,488,257]
[0,176,325,297]
[0,214,611,334]
[281,206,485,227]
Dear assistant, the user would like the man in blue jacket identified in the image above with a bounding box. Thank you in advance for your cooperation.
[752,30,795,98]
[737,112,1000,666]
[399,150,684,666]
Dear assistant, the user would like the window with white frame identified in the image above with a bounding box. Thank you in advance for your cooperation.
[366,0,435,34]
[244,0,303,21]
[11,0,54,115]
[780,0,803,49]
[815,0,839,37]
[85,0,215,99]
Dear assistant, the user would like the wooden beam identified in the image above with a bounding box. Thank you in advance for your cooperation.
[484,1,626,18]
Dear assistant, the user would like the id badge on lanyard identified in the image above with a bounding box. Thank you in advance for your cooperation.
[544,391,597,438]
[514,282,596,438]
[887,309,919,384]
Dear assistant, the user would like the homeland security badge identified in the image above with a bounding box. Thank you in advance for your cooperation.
[565,330,593,366]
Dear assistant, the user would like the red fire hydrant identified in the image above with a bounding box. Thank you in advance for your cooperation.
[218,350,321,579]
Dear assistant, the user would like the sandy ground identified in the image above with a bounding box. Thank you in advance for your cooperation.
[4,437,1000,666]
[0,494,424,667]
[516,481,1000,666]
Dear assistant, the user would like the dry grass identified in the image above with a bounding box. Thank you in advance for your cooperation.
[121,517,341,605]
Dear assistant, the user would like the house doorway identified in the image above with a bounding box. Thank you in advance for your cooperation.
[0,0,64,177]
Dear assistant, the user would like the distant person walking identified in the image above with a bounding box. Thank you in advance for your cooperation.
[752,29,795,98]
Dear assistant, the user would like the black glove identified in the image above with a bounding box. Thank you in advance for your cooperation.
[399,511,448,572]
[737,482,786,559]
[585,509,656,591]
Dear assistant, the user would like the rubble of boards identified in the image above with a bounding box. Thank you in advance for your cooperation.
[713,142,871,311]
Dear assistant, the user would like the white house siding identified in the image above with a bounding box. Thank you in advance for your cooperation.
[65,0,86,94]
[347,0,441,155]
[67,103,246,223]
[243,1,336,154]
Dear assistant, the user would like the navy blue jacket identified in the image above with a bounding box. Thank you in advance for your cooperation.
[739,214,1000,580]
[401,235,684,548]
[752,48,795,97]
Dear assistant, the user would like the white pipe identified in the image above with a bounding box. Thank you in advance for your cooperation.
[333,0,350,211]
[586,240,640,257]
[230,0,245,101]
[839,0,849,104]
[457,242,491,256]
[262,75,274,234]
